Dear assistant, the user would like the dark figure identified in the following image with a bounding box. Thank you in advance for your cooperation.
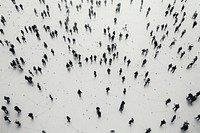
[188,45,193,51]
[43,54,48,61]
[177,47,182,54]
[195,114,200,121]
[42,130,46,133]
[127,59,131,67]
[14,106,21,113]
[144,71,149,80]
[106,87,110,94]
[144,78,150,87]
[94,71,97,77]
[123,88,126,95]
[168,63,172,71]
[186,93,197,104]
[42,59,46,66]
[160,120,166,126]
[141,59,147,67]
[96,107,101,118]
[44,42,48,48]
[134,71,138,79]
[36,83,42,91]
[129,118,134,125]
[15,120,21,127]
[192,21,197,28]
[123,56,127,62]
[119,101,125,112]
[19,4,23,10]
[28,113,34,120]
[20,57,25,65]
[28,70,34,77]
[145,128,151,133]
[119,68,122,75]
[146,7,151,17]
[49,94,53,101]
[122,76,125,83]
[171,65,176,73]
[171,115,176,123]
[38,66,42,74]
[114,17,117,24]
[181,121,189,131]
[169,40,176,47]
[1,106,9,114]
[4,116,11,123]
[4,96,10,104]
[107,68,111,75]
[180,29,186,38]
[172,104,180,112]
[66,116,71,122]
[165,98,171,105]
[25,75,33,84]
[146,22,150,30]
[180,51,185,59]
[125,33,129,39]
[77,89,82,97]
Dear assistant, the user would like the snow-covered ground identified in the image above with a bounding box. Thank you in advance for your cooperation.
[0,0,200,132]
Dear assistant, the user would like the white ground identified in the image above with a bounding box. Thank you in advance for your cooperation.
[0,0,200,133]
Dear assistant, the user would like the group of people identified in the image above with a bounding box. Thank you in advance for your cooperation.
[0,0,200,133]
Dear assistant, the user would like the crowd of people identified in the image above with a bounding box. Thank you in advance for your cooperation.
[0,0,200,132]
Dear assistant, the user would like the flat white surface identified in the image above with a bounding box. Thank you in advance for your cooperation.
[0,0,200,132]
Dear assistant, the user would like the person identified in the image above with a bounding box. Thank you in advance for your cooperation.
[66,116,71,122]
[165,98,171,105]
[134,71,138,79]
[28,113,34,120]
[146,7,151,17]
[195,114,200,121]
[94,71,97,77]
[4,116,11,123]
[160,120,166,126]
[145,128,151,133]
[119,101,125,112]
[171,115,176,123]
[141,59,147,67]
[144,78,150,87]
[119,68,122,75]
[49,94,53,101]
[122,76,125,82]
[180,51,185,58]
[96,107,101,117]
[144,71,149,80]
[123,88,126,95]
[180,29,186,38]
[1,106,9,114]
[172,104,180,112]
[77,89,82,97]
[192,21,197,28]
[15,120,21,127]
[106,87,110,94]
[181,121,189,131]
[4,96,10,104]
[129,118,134,125]
[168,64,172,71]
[171,65,176,73]
[127,59,131,66]
[14,106,21,113]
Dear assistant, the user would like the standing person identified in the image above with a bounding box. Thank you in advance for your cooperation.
[195,114,200,121]
[119,101,125,112]
[140,0,144,12]
[171,115,176,122]
[172,104,180,112]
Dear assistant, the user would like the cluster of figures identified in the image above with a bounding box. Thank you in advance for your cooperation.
[0,0,200,132]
